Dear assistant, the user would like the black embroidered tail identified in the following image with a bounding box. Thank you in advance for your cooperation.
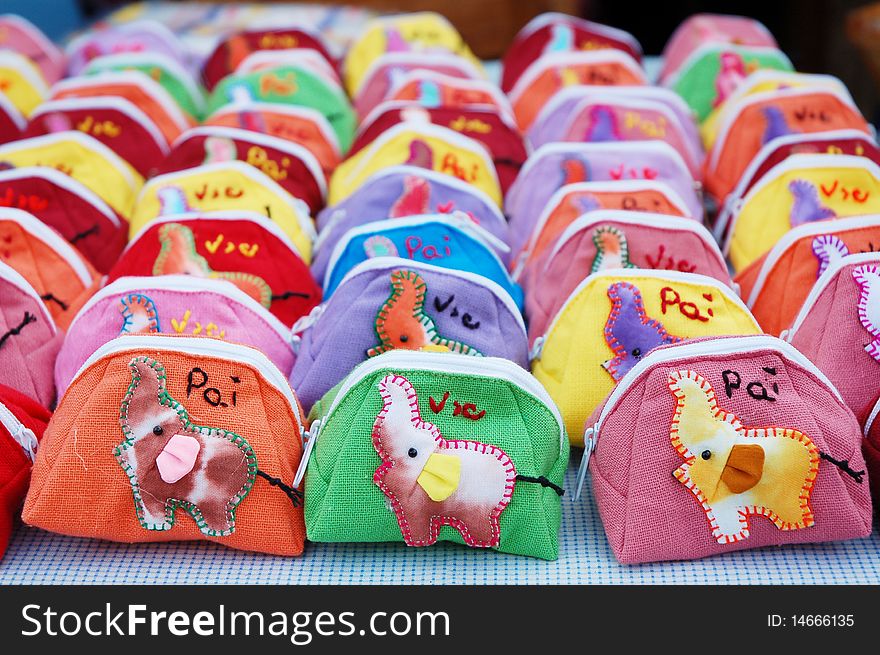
[69,224,100,244]
[40,293,69,311]
[819,451,865,483]
[515,474,564,496]
[0,311,36,350]
[256,469,304,506]
[271,290,311,301]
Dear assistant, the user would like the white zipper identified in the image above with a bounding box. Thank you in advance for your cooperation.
[714,129,871,241]
[140,161,317,242]
[508,50,645,107]
[326,255,526,335]
[353,52,485,98]
[560,95,702,170]
[0,166,121,227]
[51,70,191,137]
[723,154,880,255]
[70,334,301,425]
[746,214,880,310]
[514,12,642,56]
[0,50,49,98]
[0,130,141,193]
[336,121,501,196]
[709,86,860,174]
[205,102,341,158]
[532,268,757,362]
[0,261,56,334]
[785,251,880,339]
[382,69,516,123]
[235,49,342,88]
[172,125,328,195]
[0,14,65,70]
[575,333,844,493]
[322,350,564,448]
[322,213,512,290]
[30,96,170,152]
[865,397,880,438]
[508,141,697,218]
[514,180,692,279]
[65,274,292,342]
[83,51,205,114]
[663,43,791,91]
[536,210,727,282]
[121,210,306,262]
[0,400,38,462]
[0,94,24,131]
[358,98,521,143]
[315,164,507,251]
[0,207,93,286]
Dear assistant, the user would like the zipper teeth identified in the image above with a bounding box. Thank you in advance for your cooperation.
[384,70,515,120]
[175,125,328,194]
[121,211,305,261]
[0,51,48,95]
[724,155,880,253]
[323,214,513,290]
[85,52,204,109]
[721,129,870,228]
[318,351,566,450]
[0,131,140,192]
[142,161,317,240]
[539,268,755,346]
[338,122,500,195]
[561,96,700,166]
[516,13,642,53]
[208,102,341,156]
[0,208,93,285]
[237,50,340,83]
[0,262,56,333]
[70,335,302,424]
[57,70,191,133]
[0,94,24,130]
[509,50,644,105]
[746,214,880,308]
[0,166,121,227]
[865,398,880,437]
[65,274,292,341]
[332,256,527,335]
[595,335,843,436]
[0,401,35,461]
[709,86,858,172]
[354,52,484,98]
[509,141,693,215]
[33,96,169,152]
[787,251,880,337]
[664,43,790,90]
[541,211,725,276]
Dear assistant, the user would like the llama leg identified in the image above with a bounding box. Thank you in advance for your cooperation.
[139,488,172,529]
[399,506,435,546]
[195,496,234,535]
[460,508,498,547]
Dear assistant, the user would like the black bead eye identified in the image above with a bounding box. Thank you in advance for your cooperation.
[701,450,711,460]
[631,348,641,358]
[153,425,164,436]
[399,335,409,343]
[408,448,418,458]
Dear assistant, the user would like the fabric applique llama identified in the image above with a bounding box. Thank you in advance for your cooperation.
[853,263,880,362]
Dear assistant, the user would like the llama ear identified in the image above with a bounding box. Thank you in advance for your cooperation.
[668,371,720,450]
[377,374,420,430]
[123,358,165,427]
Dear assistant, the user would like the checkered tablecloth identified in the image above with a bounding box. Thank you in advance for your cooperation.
[2,453,878,585]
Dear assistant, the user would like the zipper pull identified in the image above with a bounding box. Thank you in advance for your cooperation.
[529,336,545,363]
[511,250,528,282]
[290,304,326,354]
[575,426,597,500]
[779,329,791,343]
[293,418,322,488]
[13,424,38,462]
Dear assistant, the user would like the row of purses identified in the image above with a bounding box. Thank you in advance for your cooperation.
[2,332,875,565]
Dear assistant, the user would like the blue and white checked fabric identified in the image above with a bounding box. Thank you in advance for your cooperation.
[2,455,878,584]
